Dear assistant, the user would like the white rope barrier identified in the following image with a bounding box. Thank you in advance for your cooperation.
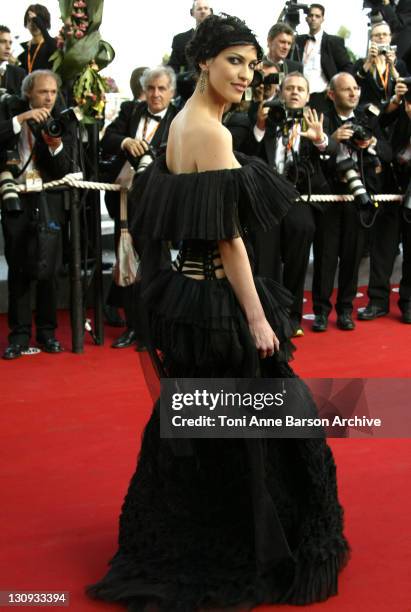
[14,172,404,202]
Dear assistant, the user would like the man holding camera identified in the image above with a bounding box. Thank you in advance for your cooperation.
[375,0,411,65]
[0,69,74,359]
[311,72,392,331]
[246,71,336,335]
[101,66,178,349]
[354,21,408,109]
[0,26,26,96]
[358,78,411,323]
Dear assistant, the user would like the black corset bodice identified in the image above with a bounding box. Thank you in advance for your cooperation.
[172,240,224,280]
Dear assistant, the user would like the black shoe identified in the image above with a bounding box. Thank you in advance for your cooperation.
[104,305,126,328]
[111,329,137,348]
[337,313,355,331]
[3,343,26,360]
[37,338,64,353]
[358,304,389,321]
[312,314,328,332]
[401,308,411,324]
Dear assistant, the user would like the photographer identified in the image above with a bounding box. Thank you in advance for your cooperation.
[359,82,411,323]
[265,23,303,74]
[0,70,74,359]
[354,21,408,109]
[373,0,411,63]
[312,72,393,332]
[245,71,337,335]
[0,26,26,95]
[18,4,57,73]
[101,66,178,349]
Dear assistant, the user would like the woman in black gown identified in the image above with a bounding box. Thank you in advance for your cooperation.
[87,14,349,611]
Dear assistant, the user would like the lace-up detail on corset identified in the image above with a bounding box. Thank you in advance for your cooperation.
[172,240,225,280]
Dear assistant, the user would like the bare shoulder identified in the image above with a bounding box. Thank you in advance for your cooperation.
[193,121,234,172]
[167,112,235,173]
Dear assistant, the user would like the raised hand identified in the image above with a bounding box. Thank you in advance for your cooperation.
[301,107,325,143]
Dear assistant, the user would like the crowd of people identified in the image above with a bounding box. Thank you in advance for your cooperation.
[1,0,411,360]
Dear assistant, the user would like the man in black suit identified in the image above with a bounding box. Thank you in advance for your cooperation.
[378,0,411,62]
[168,1,212,74]
[0,26,26,95]
[101,66,179,349]
[265,23,303,76]
[244,72,337,335]
[0,70,74,359]
[358,83,411,323]
[312,72,392,332]
[295,4,353,112]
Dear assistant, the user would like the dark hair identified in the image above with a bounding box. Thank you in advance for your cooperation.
[186,13,263,73]
[267,22,295,41]
[24,4,51,29]
[309,4,325,16]
[0,25,11,34]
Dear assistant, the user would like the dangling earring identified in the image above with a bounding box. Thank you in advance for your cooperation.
[199,70,208,94]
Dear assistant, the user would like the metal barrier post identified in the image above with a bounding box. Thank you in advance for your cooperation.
[69,187,84,353]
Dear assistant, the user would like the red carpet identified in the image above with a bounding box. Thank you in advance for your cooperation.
[1,287,410,611]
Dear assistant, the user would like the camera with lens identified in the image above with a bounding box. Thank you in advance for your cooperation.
[376,43,397,55]
[282,0,310,28]
[336,157,377,225]
[27,107,79,140]
[0,149,23,212]
[343,103,380,148]
[251,71,282,89]
[263,99,304,126]
[127,142,161,175]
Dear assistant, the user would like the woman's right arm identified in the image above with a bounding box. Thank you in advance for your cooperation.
[196,125,279,358]
[218,238,279,358]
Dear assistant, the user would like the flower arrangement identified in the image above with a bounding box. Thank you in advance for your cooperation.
[51,0,114,123]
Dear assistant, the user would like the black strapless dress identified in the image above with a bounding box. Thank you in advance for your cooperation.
[87,154,349,611]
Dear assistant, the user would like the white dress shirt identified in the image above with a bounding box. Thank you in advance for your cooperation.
[303,29,328,94]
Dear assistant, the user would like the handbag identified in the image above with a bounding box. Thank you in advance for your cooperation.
[26,192,61,281]
[113,188,140,287]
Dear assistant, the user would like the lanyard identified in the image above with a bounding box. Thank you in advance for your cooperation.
[142,116,160,143]
[287,123,299,152]
[27,40,43,73]
[375,62,390,94]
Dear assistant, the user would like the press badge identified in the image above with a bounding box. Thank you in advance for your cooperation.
[25,170,43,192]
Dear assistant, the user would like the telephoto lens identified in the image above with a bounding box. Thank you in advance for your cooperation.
[0,170,21,211]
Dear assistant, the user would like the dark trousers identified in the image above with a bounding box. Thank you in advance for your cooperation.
[1,195,61,345]
[281,204,315,323]
[367,204,401,309]
[399,215,411,309]
[251,204,315,324]
[312,203,365,316]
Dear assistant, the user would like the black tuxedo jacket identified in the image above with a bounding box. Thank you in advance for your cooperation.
[0,64,26,95]
[324,107,392,193]
[353,57,408,108]
[0,95,74,180]
[168,28,195,73]
[244,117,337,195]
[380,0,411,58]
[295,32,353,81]
[101,100,178,218]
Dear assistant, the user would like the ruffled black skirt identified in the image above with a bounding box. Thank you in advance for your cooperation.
[87,271,349,610]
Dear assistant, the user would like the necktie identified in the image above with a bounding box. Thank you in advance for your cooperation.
[306,35,316,42]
